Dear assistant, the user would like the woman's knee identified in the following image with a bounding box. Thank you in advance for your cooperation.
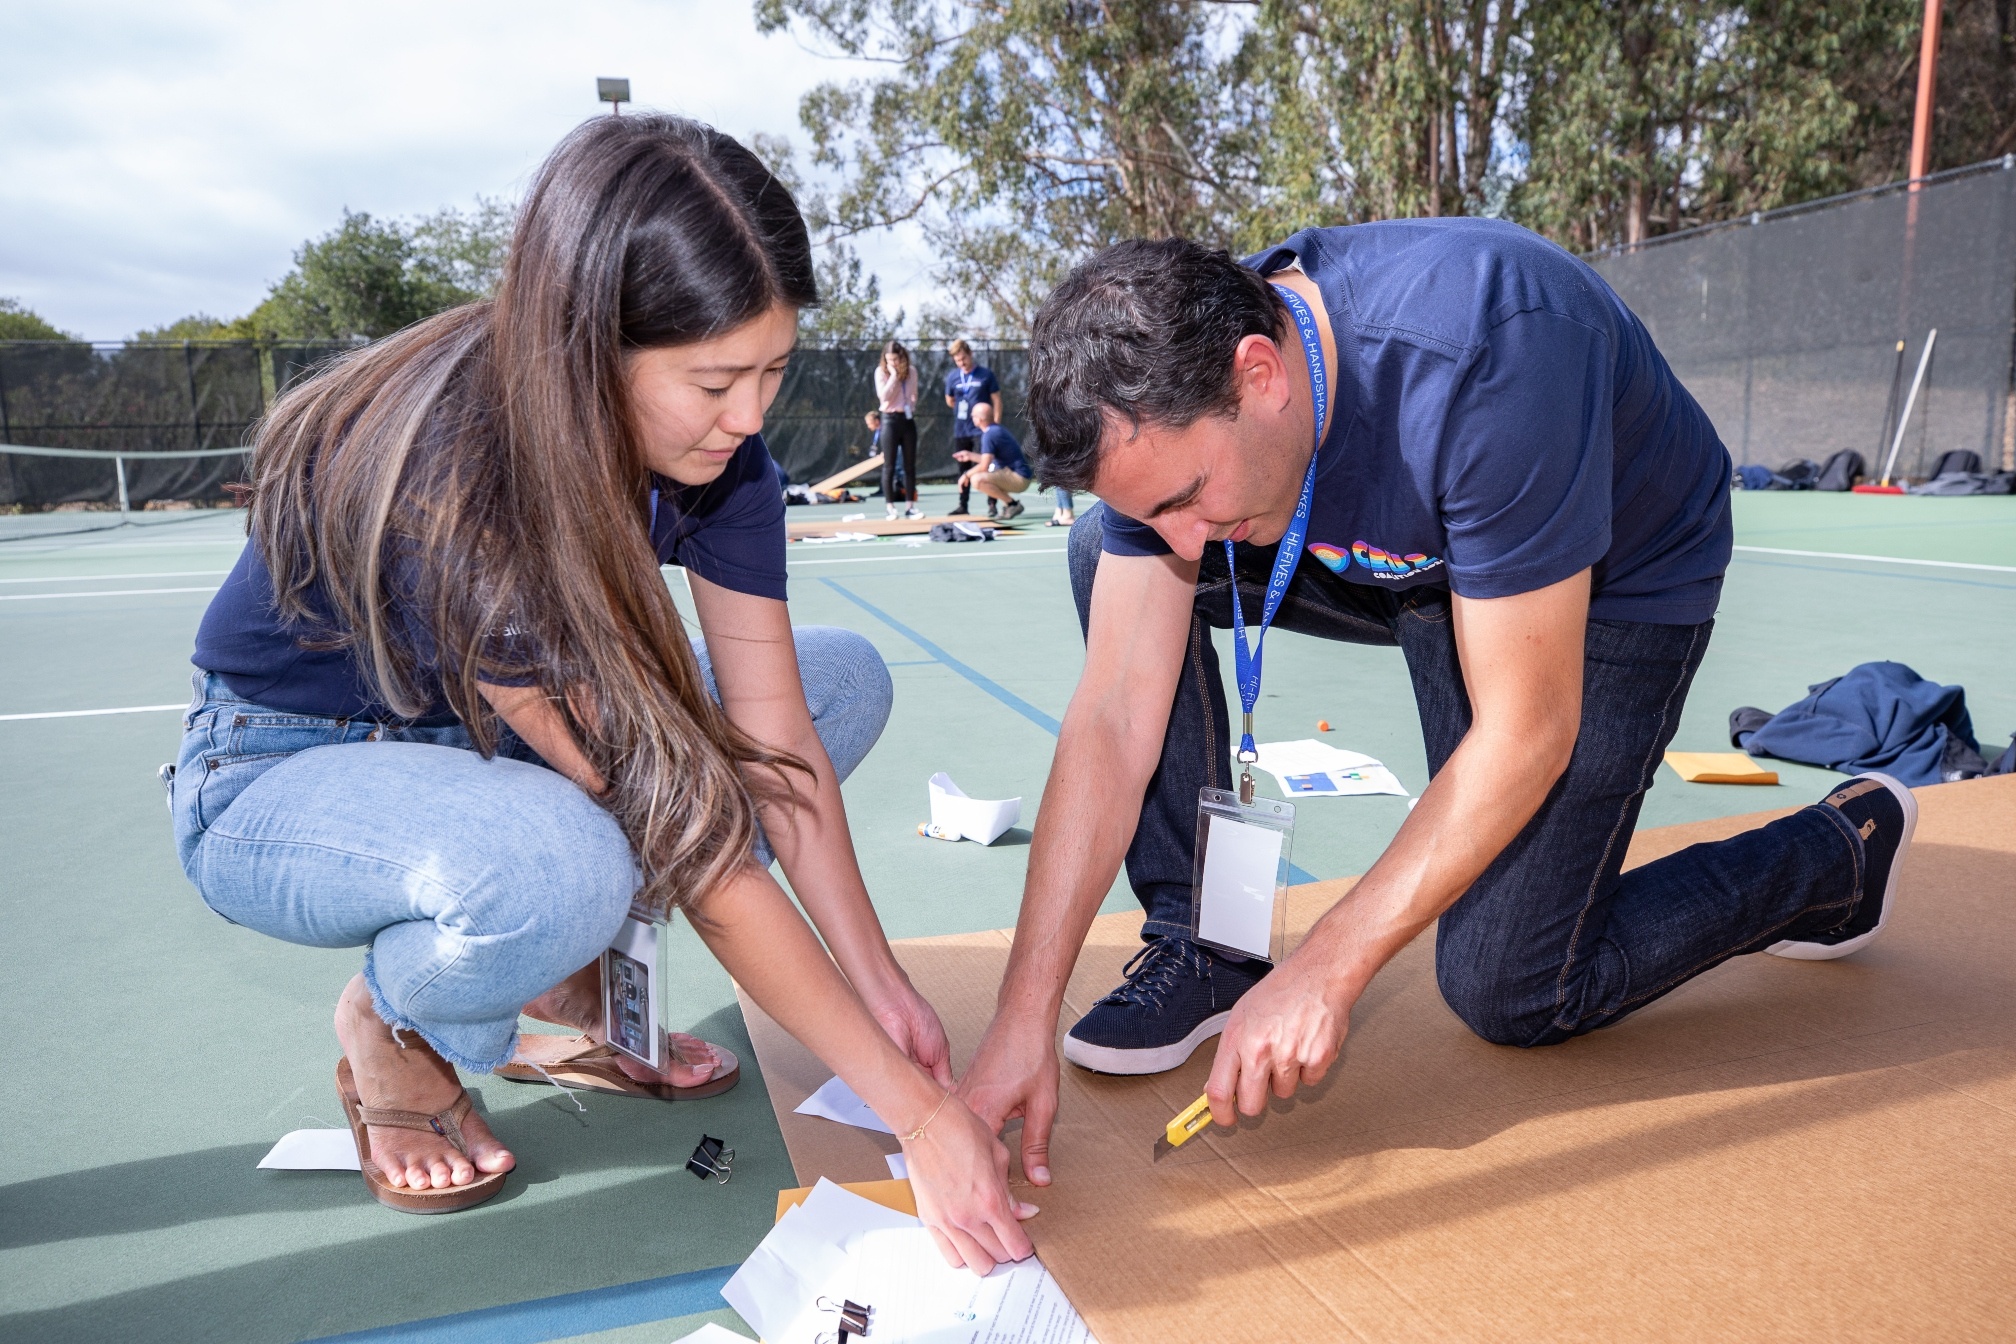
[794,626,892,779]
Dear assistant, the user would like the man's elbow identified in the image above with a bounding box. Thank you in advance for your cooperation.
[1535,707,1581,783]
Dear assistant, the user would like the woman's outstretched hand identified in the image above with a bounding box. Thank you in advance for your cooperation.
[867,978,956,1088]
[902,1090,1038,1274]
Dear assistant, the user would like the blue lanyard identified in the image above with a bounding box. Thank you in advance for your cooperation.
[1227,283,1327,764]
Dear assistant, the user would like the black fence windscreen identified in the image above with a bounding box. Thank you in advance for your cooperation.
[1589,159,2016,476]
[762,346,1030,487]
[0,339,1024,508]
[0,340,353,508]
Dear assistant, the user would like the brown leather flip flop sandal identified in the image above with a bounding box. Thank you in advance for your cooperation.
[495,1033,741,1101]
[335,1058,508,1214]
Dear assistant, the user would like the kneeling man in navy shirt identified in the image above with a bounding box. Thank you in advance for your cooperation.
[958,221,1918,1186]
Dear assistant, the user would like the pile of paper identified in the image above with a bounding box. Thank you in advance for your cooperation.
[722,1178,1096,1343]
[927,771,1022,844]
[1252,739,1409,798]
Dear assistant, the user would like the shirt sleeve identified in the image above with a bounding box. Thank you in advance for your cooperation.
[1436,308,1614,600]
[656,437,789,601]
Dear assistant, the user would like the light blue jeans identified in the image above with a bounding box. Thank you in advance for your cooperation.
[171,627,893,1072]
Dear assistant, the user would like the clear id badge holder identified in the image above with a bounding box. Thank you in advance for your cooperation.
[602,909,671,1071]
[1190,786,1296,965]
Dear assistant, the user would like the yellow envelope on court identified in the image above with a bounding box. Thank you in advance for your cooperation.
[1664,751,1779,785]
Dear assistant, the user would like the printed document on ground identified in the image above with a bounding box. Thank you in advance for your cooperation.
[1253,739,1409,797]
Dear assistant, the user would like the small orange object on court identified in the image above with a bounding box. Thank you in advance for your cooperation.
[1317,720,1331,732]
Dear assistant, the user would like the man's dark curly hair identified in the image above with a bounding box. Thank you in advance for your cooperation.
[1027,238,1286,492]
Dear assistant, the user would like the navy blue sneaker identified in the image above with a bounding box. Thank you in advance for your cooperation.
[1769,773,1917,960]
[1062,936,1270,1075]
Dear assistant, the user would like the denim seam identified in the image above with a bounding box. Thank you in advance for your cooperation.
[1550,620,1705,1032]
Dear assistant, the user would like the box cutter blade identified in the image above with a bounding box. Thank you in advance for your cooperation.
[1152,1094,1214,1161]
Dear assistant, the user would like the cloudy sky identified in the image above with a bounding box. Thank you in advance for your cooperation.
[0,0,928,339]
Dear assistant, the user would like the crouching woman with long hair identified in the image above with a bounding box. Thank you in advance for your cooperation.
[168,115,1033,1269]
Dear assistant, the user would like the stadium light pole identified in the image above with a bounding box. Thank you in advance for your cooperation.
[1907,0,1942,187]
[598,77,631,116]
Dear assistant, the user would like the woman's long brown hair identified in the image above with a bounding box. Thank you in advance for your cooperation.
[248,115,818,918]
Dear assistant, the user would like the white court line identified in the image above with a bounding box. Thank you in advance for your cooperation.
[0,569,230,584]
[0,586,221,601]
[0,703,185,722]
[787,545,1066,567]
[1732,545,2016,574]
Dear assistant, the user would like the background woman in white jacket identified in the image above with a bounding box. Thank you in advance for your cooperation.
[874,339,920,518]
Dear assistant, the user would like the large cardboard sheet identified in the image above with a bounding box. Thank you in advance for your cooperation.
[739,778,2016,1342]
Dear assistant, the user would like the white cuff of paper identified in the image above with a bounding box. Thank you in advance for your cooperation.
[928,771,1021,844]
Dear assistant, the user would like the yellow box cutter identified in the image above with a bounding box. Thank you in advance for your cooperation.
[1153,1094,1215,1161]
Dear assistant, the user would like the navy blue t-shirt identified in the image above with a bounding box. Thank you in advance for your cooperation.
[192,433,789,723]
[979,424,1030,477]
[1101,219,1733,624]
[945,366,1001,439]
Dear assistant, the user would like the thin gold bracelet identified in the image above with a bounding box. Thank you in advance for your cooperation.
[902,1091,952,1143]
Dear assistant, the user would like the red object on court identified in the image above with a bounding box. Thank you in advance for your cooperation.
[1852,484,1907,494]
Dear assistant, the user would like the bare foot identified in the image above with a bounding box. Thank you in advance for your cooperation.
[335,974,515,1189]
[521,962,730,1089]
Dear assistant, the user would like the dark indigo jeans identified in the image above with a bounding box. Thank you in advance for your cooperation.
[1068,504,1867,1048]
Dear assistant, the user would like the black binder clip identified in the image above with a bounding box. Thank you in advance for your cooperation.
[684,1134,734,1183]
[815,1296,873,1339]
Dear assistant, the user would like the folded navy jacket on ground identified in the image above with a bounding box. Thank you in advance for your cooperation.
[1729,661,1992,786]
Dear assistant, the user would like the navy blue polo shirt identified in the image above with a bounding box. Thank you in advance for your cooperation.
[192,433,789,723]
[979,424,1030,477]
[1101,219,1733,624]
[946,366,1001,439]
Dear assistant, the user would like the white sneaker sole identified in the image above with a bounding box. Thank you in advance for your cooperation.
[1767,772,1917,961]
[1061,1009,1231,1075]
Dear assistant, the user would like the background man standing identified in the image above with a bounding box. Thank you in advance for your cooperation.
[955,224,1918,1189]
[945,338,1002,516]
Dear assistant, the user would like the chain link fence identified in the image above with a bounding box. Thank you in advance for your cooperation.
[1589,157,2016,477]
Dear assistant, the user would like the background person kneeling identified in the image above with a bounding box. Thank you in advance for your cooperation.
[960,402,1031,521]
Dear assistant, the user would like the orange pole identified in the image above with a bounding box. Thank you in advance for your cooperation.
[1907,0,1943,186]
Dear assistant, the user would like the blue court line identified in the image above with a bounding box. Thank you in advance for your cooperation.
[820,578,1064,734]
[304,1264,736,1344]
[821,576,1322,885]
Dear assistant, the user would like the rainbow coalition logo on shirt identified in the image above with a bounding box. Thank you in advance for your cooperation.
[1308,540,1445,581]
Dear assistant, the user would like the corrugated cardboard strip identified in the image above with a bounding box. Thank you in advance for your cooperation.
[739,777,2016,1342]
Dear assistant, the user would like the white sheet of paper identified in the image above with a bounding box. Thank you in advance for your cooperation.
[257,1128,361,1171]
[793,1074,897,1135]
[1253,738,1410,797]
[820,1226,1098,1344]
[928,771,1021,844]
[885,1151,909,1179]
[723,1178,921,1341]
[1197,813,1282,959]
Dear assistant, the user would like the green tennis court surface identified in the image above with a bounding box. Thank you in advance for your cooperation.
[3,489,2012,1342]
